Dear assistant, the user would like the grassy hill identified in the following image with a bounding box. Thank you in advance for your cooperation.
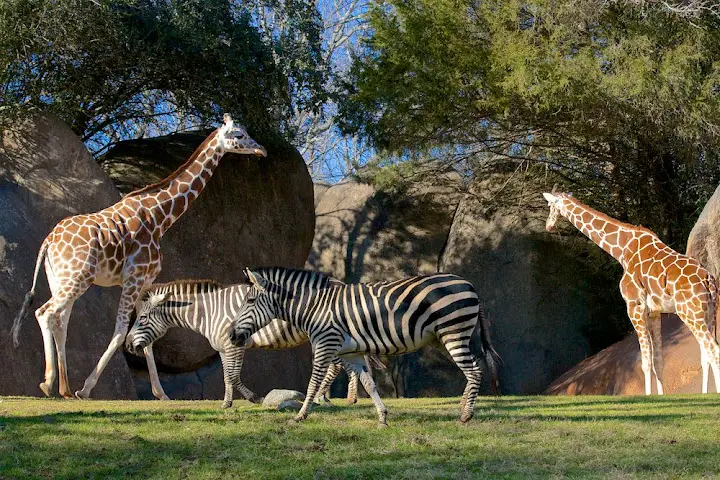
[1,395,719,479]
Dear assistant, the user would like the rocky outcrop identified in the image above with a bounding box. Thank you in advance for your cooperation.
[0,114,136,399]
[546,315,704,395]
[102,130,315,398]
[438,175,625,394]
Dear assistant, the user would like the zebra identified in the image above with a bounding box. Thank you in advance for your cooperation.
[230,267,500,426]
[124,279,384,408]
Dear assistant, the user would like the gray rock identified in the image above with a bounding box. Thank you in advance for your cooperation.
[262,389,306,408]
[277,399,304,412]
[687,182,720,277]
[0,114,135,399]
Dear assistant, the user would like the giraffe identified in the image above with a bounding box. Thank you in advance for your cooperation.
[543,192,720,395]
[11,114,267,399]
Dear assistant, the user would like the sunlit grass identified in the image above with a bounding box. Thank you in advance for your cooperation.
[1,395,719,479]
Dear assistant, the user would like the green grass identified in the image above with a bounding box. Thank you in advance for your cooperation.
[1,395,720,479]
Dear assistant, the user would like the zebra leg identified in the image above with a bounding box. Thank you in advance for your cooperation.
[292,345,338,423]
[441,336,483,423]
[346,370,359,405]
[144,344,169,400]
[342,354,388,427]
[315,361,342,403]
[220,348,262,408]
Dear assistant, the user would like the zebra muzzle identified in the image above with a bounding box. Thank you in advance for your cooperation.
[229,327,249,347]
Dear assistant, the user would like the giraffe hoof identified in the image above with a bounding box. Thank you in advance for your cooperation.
[160,395,170,401]
[74,390,89,400]
[38,383,52,397]
[61,392,74,400]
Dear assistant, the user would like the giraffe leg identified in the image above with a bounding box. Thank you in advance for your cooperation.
[34,301,57,397]
[341,354,388,427]
[314,362,342,403]
[647,312,664,395]
[76,281,141,399]
[52,301,76,398]
[626,300,653,395]
[144,345,169,400]
[701,349,710,394]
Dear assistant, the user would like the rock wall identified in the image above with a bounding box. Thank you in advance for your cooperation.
[0,114,136,399]
[101,130,315,399]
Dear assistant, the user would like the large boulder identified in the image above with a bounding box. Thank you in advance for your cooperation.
[438,175,625,394]
[546,315,704,395]
[101,130,315,398]
[0,114,136,399]
[687,182,720,278]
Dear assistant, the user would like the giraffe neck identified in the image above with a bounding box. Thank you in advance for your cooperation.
[558,198,643,268]
[129,130,225,236]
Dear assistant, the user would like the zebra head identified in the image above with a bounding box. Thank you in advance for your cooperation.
[125,290,171,355]
[230,268,276,347]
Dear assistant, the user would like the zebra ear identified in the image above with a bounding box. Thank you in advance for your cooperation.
[149,292,170,308]
[245,268,267,292]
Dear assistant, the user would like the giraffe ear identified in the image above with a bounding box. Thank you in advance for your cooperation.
[223,113,234,131]
[149,292,170,308]
[542,192,558,204]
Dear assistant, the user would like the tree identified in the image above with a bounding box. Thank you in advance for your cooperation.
[0,0,325,155]
[340,0,720,250]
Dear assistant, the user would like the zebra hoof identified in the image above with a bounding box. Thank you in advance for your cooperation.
[221,401,232,409]
[346,398,357,406]
[377,422,389,429]
[249,396,264,405]
[39,383,52,397]
[457,416,472,425]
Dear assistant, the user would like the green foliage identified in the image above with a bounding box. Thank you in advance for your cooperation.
[341,0,720,249]
[0,0,324,153]
[3,396,720,478]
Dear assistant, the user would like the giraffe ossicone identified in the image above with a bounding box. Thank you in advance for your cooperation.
[543,192,720,395]
[11,114,266,399]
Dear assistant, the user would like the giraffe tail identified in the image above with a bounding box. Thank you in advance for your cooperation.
[477,303,501,396]
[12,239,49,347]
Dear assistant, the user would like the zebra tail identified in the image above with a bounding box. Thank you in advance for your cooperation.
[12,239,49,347]
[478,303,501,396]
[366,354,387,371]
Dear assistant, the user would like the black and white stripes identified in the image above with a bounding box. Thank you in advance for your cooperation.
[231,267,500,425]
[125,279,370,408]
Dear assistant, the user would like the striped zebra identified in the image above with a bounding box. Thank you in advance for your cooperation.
[124,279,383,408]
[230,267,500,426]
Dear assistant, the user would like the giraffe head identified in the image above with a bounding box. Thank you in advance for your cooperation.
[218,113,267,157]
[125,290,172,355]
[542,192,572,233]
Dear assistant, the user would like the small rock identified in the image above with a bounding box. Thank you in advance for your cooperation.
[262,389,305,408]
[277,400,303,412]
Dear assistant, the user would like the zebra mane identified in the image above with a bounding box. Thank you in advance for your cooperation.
[140,279,227,297]
[252,267,332,289]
